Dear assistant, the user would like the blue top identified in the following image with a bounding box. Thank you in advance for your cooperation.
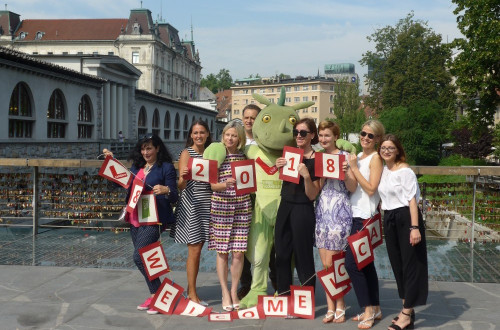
[126,162,178,228]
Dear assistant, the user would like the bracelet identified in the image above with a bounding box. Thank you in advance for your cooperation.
[409,226,419,231]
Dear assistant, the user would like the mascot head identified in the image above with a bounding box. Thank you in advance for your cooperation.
[252,87,314,155]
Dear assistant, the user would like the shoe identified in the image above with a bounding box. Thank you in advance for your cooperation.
[323,310,335,323]
[222,304,233,312]
[232,303,240,310]
[237,286,250,300]
[389,311,414,330]
[146,307,159,315]
[333,308,346,323]
[358,313,375,329]
[393,309,414,323]
[199,300,209,307]
[352,311,382,321]
[137,297,153,311]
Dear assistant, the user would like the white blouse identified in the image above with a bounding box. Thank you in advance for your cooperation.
[378,167,420,211]
[350,152,381,218]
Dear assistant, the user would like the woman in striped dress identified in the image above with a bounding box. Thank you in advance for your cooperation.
[208,121,252,311]
[170,120,212,304]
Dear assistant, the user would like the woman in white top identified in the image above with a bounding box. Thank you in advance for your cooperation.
[378,135,427,330]
[346,120,384,329]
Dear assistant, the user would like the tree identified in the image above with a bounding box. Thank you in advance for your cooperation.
[451,123,493,159]
[200,68,233,93]
[216,68,233,91]
[331,77,365,134]
[450,0,500,137]
[200,73,218,93]
[360,12,455,113]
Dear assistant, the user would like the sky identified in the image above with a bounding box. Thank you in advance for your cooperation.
[7,0,463,85]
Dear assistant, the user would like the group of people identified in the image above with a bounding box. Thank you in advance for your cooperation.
[103,104,428,330]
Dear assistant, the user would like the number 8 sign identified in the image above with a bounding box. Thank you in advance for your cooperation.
[230,159,257,195]
[315,153,346,180]
[186,158,218,184]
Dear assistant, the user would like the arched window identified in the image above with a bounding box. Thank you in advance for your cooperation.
[174,113,180,140]
[164,111,171,140]
[138,106,147,136]
[192,115,196,126]
[47,89,67,138]
[210,120,214,133]
[9,82,34,138]
[78,95,93,139]
[183,114,189,139]
[152,108,160,137]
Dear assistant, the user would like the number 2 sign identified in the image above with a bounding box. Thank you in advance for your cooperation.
[315,153,346,180]
[231,159,257,195]
[279,146,304,184]
[186,158,218,184]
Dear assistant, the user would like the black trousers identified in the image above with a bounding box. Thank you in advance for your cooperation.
[275,200,316,294]
[384,207,428,308]
[240,245,276,288]
[131,225,161,294]
[345,217,380,307]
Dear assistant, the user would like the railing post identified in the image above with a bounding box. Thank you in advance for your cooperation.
[32,166,39,235]
[470,174,477,282]
[421,182,427,223]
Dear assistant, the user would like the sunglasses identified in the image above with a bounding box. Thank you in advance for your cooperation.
[360,131,375,139]
[139,133,154,141]
[293,129,311,137]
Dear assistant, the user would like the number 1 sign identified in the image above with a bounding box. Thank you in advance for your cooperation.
[279,146,304,184]
[315,153,346,180]
[186,158,218,184]
[231,159,257,195]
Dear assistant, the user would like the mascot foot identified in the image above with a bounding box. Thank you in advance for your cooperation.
[239,289,267,309]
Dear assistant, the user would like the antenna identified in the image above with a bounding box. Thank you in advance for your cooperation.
[191,16,194,41]
[5,4,7,10]
[160,0,163,21]
[140,1,143,8]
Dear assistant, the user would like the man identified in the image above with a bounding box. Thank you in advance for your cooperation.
[243,104,260,146]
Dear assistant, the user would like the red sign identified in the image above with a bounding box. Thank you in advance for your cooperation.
[317,266,352,301]
[185,158,218,184]
[138,241,170,281]
[126,178,144,213]
[258,295,289,318]
[331,252,350,288]
[208,312,233,322]
[363,213,383,249]
[315,152,346,180]
[232,305,265,320]
[173,297,212,317]
[279,146,304,184]
[98,155,132,188]
[150,278,184,314]
[348,229,374,270]
[289,285,315,320]
[231,159,257,195]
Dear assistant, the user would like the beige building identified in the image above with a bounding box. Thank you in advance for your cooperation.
[231,77,338,124]
[0,8,201,101]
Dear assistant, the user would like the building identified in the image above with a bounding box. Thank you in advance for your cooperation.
[215,90,231,123]
[0,8,201,101]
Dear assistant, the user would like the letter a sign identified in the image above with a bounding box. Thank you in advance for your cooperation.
[98,155,132,188]
[363,213,383,249]
[347,229,374,271]
[138,241,170,281]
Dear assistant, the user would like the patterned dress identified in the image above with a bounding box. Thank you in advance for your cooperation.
[315,150,353,250]
[208,152,252,253]
[170,147,212,244]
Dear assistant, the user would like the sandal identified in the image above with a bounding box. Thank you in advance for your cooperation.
[392,309,415,323]
[389,311,414,330]
[358,313,375,329]
[323,310,335,323]
[333,308,346,323]
[353,311,382,321]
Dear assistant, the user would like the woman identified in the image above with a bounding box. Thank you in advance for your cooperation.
[315,120,357,323]
[378,135,428,330]
[103,133,178,315]
[275,118,320,300]
[170,120,212,304]
[345,120,384,329]
[208,121,252,311]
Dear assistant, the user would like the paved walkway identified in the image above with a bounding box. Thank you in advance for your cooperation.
[0,265,498,330]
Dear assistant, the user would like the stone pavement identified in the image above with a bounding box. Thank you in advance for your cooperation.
[0,265,498,330]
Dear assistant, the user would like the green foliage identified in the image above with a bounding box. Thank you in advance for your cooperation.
[201,68,233,93]
[418,174,466,184]
[450,0,500,137]
[360,12,455,113]
[438,154,487,166]
[493,123,500,158]
[332,77,365,133]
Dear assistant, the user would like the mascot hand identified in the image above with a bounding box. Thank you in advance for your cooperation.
[203,142,226,167]
[336,139,357,154]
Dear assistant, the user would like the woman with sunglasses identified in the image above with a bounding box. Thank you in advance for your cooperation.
[315,120,357,323]
[378,135,427,330]
[274,118,320,303]
[345,120,384,329]
[170,120,212,305]
[103,133,178,315]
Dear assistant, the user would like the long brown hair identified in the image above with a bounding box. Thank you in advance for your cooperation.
[379,134,406,163]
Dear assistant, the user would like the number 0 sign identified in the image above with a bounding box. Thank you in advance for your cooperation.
[315,153,346,180]
[231,159,257,195]
[186,158,218,184]
[279,146,304,184]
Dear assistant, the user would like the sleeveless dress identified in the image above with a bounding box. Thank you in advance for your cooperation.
[170,147,212,244]
[315,150,352,250]
[208,152,252,253]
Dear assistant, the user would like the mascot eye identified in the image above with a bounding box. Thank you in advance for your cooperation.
[289,116,297,125]
[262,115,271,123]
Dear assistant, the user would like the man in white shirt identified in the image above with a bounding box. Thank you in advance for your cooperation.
[243,104,260,146]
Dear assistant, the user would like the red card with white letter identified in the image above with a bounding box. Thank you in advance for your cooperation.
[279,146,304,184]
[259,295,289,318]
[138,241,170,281]
[332,252,350,288]
[150,278,184,314]
[137,191,160,225]
[126,178,144,213]
[186,158,218,184]
[318,266,352,301]
[232,305,265,320]
[315,153,345,180]
[348,229,374,270]
[173,297,212,317]
[289,285,315,319]
[363,213,383,248]
[208,312,232,322]
[98,155,133,188]
[231,159,257,195]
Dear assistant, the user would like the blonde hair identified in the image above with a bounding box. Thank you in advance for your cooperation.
[362,119,385,139]
[222,121,246,151]
[318,120,340,138]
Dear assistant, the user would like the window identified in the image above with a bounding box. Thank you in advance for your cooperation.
[270,88,274,93]
[174,113,180,139]
[312,96,318,101]
[303,85,309,91]
[285,87,291,92]
[183,115,189,139]
[312,107,318,113]
[47,89,66,138]
[312,85,318,90]
[303,108,308,113]
[9,82,34,138]
[132,51,139,64]
[260,88,266,94]
[302,96,309,102]
[330,85,334,91]
[77,95,93,139]
[294,97,300,102]
[138,106,147,136]
[330,107,334,114]
[294,86,300,91]
[286,97,291,103]
[152,109,160,136]
[164,112,171,140]
[245,99,249,104]
[234,110,240,115]
[330,95,334,101]
[269,98,275,103]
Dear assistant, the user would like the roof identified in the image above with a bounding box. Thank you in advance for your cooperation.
[215,90,231,119]
[14,19,128,41]
[124,9,153,35]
